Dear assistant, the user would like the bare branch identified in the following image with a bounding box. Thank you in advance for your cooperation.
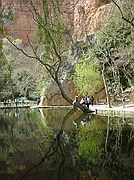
[112,0,134,27]
[6,36,37,59]
[6,36,55,76]
[29,0,62,74]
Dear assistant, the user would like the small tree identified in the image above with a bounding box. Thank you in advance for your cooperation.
[72,54,103,96]
[93,0,134,106]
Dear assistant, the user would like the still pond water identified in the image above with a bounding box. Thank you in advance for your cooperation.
[0,107,134,180]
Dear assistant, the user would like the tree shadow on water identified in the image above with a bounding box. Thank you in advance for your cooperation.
[20,108,87,180]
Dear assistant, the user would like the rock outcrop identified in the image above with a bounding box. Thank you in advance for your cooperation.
[44,80,78,106]
[3,0,39,44]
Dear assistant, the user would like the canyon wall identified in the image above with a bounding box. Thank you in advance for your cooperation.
[3,0,111,43]
[2,0,112,105]
[61,0,111,41]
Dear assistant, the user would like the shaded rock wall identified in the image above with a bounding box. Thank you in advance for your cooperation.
[44,80,78,106]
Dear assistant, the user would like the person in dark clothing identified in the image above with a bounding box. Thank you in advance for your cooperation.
[84,96,87,104]
[86,96,90,109]
[37,98,40,105]
[14,99,18,107]
[122,97,125,108]
[91,96,94,106]
[3,100,7,107]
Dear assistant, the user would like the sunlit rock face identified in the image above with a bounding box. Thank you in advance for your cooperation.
[3,0,111,43]
[2,0,40,44]
[61,0,111,41]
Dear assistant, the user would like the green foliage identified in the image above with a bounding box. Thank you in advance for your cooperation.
[0,43,7,98]
[72,53,103,95]
[94,0,134,95]
[34,0,67,64]
[0,6,14,34]
[76,120,105,164]
[0,36,50,100]
[0,38,22,98]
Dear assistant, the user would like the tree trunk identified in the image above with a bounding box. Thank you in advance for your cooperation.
[55,77,93,113]
[0,0,3,43]
[102,63,111,108]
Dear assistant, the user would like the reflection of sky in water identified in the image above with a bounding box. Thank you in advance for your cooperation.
[0,108,133,180]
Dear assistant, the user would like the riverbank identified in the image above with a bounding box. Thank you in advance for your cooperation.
[0,105,31,109]
[90,103,134,117]
[0,104,134,117]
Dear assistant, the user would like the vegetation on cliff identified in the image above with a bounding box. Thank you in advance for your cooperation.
[72,0,134,105]
[0,0,134,108]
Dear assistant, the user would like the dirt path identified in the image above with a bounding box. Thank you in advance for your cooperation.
[91,104,134,111]
[90,103,134,117]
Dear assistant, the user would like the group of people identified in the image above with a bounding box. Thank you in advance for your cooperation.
[73,95,94,109]
[3,99,12,107]
[80,96,94,108]
[3,98,25,107]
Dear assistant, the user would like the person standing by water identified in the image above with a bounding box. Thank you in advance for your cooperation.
[3,99,7,107]
[80,97,85,105]
[87,96,90,109]
[80,96,90,108]
[14,99,18,107]
[73,96,79,107]
[91,96,94,106]
[122,97,125,108]
[21,97,24,107]
[37,98,40,105]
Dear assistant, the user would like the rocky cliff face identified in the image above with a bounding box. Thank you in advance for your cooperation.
[45,0,112,105]
[3,0,111,43]
[3,0,40,44]
[62,0,111,41]
[3,0,112,105]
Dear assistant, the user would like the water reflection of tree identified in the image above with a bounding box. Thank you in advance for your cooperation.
[76,115,134,179]
[0,109,49,175]
[103,116,134,179]
[21,108,86,180]
[76,118,105,178]
[0,109,22,174]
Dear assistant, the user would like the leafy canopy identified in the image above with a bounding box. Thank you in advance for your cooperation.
[72,53,103,95]
[94,0,134,95]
